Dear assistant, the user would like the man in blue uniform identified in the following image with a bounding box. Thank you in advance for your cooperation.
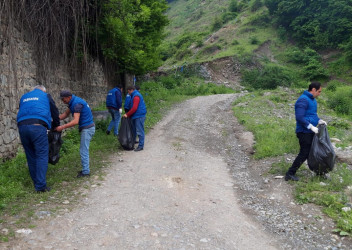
[124,85,139,113]
[56,90,95,178]
[285,82,327,181]
[106,86,123,136]
[123,85,147,151]
[17,85,60,192]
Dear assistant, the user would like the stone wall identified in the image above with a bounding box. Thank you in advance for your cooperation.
[0,23,109,159]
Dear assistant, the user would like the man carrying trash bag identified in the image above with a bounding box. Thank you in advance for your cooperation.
[285,82,333,181]
[122,85,147,152]
[17,85,60,192]
[307,123,336,176]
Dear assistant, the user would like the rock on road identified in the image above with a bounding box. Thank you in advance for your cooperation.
[8,94,279,249]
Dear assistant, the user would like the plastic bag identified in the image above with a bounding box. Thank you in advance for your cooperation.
[118,117,134,150]
[308,124,336,174]
[48,131,63,165]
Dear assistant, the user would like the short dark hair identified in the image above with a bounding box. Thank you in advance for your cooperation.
[60,90,72,98]
[135,85,140,90]
[308,82,321,91]
[127,85,135,91]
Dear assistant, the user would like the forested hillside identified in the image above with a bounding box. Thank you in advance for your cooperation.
[160,0,352,114]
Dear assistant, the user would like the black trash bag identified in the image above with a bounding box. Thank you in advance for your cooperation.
[48,131,63,165]
[118,117,134,150]
[308,124,336,175]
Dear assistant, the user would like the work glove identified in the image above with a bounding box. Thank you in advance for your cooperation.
[308,124,319,133]
[318,119,327,126]
[119,108,122,114]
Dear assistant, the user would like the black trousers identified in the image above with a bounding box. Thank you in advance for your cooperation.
[286,132,315,175]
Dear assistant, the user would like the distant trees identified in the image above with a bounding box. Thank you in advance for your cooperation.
[264,0,352,49]
[98,0,169,75]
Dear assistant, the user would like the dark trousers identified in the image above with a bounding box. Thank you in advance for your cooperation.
[286,132,315,175]
[18,125,49,191]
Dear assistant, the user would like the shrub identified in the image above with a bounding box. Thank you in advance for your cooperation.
[250,0,263,12]
[285,48,307,64]
[175,48,192,60]
[247,11,270,26]
[327,86,352,116]
[326,80,344,92]
[285,47,320,65]
[241,64,293,90]
[201,45,221,55]
[250,36,259,45]
[221,11,237,24]
[229,0,238,13]
[232,39,239,45]
[339,37,352,63]
[211,16,223,31]
[303,58,329,80]
[159,75,181,89]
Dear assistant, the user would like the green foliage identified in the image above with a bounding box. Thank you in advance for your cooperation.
[175,48,192,60]
[158,75,182,89]
[221,11,237,24]
[241,64,293,90]
[249,36,259,45]
[232,39,240,45]
[249,0,263,12]
[303,59,329,81]
[211,16,223,31]
[339,36,352,63]
[229,0,238,12]
[233,90,298,158]
[98,0,169,75]
[264,0,352,49]
[247,10,270,26]
[285,47,320,64]
[326,80,344,92]
[283,47,328,81]
[201,45,222,55]
[327,86,352,116]
[294,163,352,234]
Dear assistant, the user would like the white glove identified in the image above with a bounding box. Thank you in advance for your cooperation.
[119,108,122,114]
[318,119,327,125]
[307,123,319,133]
[310,125,319,134]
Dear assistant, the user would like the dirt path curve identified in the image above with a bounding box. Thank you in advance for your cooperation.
[8,94,279,249]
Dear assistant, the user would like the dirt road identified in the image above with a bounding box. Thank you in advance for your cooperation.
[6,94,351,249]
[7,94,280,249]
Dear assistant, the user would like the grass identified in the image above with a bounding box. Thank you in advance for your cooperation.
[233,89,299,159]
[233,87,352,235]
[0,77,234,242]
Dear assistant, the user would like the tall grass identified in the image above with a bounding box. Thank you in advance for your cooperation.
[233,89,298,159]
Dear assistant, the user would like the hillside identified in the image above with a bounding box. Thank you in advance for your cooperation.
[160,0,352,87]
[161,0,278,67]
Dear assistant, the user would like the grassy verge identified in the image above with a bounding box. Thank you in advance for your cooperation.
[233,88,352,236]
[0,76,234,242]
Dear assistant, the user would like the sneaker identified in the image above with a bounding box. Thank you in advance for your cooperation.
[76,171,90,178]
[285,174,299,181]
[36,186,51,193]
[106,130,110,135]
[134,147,143,152]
